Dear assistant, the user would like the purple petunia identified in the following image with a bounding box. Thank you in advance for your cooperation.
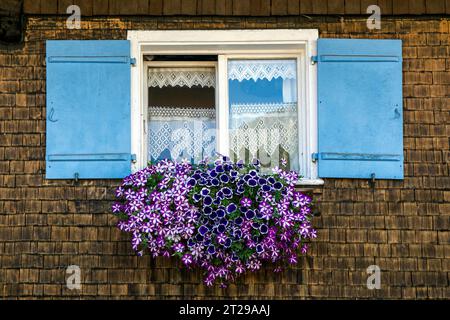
[240,197,252,207]
[226,203,237,213]
[113,157,316,287]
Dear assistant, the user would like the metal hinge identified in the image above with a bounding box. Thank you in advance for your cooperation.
[73,172,79,184]
[312,153,319,162]
[368,173,376,188]
[130,57,136,66]
[131,154,137,164]
[311,55,318,65]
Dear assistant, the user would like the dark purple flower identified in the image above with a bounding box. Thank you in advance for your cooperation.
[199,225,209,235]
[260,224,268,234]
[234,217,243,225]
[195,233,204,242]
[252,222,260,229]
[247,179,257,187]
[217,224,226,233]
[222,187,232,196]
[204,206,213,215]
[216,209,225,218]
[215,165,224,173]
[187,178,196,186]
[226,203,237,213]
[267,177,276,184]
[274,181,283,190]
[256,244,264,254]
[211,178,220,186]
[207,245,216,255]
[245,210,255,219]
[224,238,232,248]
[204,196,213,206]
[209,170,218,178]
[201,188,210,196]
[220,174,229,183]
[262,184,272,192]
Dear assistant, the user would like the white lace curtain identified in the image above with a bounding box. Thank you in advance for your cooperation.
[148,67,216,88]
[147,67,217,162]
[148,107,216,163]
[147,62,299,169]
[228,59,299,171]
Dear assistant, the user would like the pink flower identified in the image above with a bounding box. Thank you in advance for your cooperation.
[240,197,252,207]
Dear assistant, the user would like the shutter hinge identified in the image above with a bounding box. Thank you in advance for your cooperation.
[312,153,319,162]
[368,173,376,188]
[311,55,318,65]
[131,154,137,164]
[73,172,79,184]
[130,57,136,66]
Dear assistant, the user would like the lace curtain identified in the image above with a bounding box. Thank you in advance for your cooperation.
[147,67,217,163]
[228,59,299,172]
[148,107,216,163]
[147,62,299,169]
[148,67,216,88]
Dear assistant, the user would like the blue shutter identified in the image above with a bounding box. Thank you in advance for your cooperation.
[316,39,403,179]
[46,40,132,179]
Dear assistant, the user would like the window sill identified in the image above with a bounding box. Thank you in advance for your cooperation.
[296,178,324,186]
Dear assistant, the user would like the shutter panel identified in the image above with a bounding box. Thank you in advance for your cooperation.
[316,39,403,179]
[46,40,132,179]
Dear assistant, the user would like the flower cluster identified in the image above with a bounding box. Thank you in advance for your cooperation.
[112,157,317,286]
[112,160,198,257]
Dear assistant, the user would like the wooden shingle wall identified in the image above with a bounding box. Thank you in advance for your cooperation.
[22,0,450,16]
[0,13,449,299]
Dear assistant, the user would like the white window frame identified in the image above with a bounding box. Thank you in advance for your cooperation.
[128,29,323,185]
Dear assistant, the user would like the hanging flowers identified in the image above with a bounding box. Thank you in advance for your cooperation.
[112,157,317,286]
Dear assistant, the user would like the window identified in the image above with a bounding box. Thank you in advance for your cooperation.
[130,30,319,183]
[228,59,299,173]
[145,62,217,163]
[46,35,403,181]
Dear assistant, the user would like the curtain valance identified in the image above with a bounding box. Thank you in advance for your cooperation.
[228,60,297,82]
[148,67,216,88]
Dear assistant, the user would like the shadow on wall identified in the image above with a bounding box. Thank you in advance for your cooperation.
[0,0,23,44]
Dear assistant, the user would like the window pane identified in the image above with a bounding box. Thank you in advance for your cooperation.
[147,67,216,163]
[228,59,299,172]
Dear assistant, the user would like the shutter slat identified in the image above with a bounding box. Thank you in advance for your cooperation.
[46,40,132,179]
[317,39,403,180]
